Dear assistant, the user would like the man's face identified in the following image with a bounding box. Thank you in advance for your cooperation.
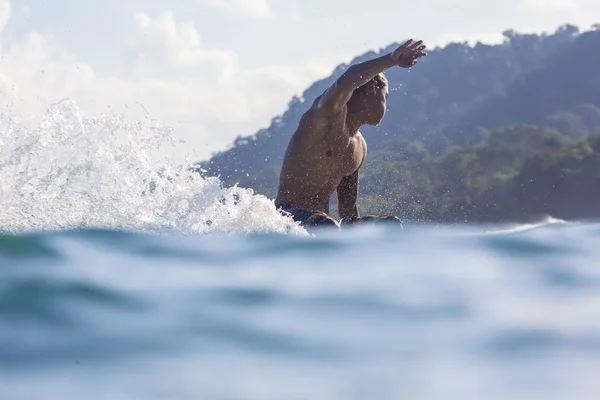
[365,83,388,126]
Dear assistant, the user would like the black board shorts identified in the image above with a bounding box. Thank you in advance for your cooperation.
[279,204,402,230]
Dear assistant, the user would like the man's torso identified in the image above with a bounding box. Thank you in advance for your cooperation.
[275,97,366,213]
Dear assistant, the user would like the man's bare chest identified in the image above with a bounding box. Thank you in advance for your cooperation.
[318,133,365,176]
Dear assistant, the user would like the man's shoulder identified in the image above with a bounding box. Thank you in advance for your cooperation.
[306,95,324,115]
[302,96,347,122]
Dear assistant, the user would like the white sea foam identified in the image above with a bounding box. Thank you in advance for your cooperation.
[485,215,568,235]
[0,99,306,235]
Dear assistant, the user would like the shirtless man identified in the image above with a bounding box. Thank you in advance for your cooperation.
[275,39,427,229]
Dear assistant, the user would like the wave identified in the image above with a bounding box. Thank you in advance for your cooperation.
[484,215,568,235]
[0,99,306,236]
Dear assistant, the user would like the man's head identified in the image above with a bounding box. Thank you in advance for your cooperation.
[349,72,388,125]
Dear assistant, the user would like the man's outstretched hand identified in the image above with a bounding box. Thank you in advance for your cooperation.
[390,39,427,68]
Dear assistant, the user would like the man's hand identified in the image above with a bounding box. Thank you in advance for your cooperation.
[390,39,427,68]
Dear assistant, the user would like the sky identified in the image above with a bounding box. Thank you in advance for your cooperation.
[0,0,599,162]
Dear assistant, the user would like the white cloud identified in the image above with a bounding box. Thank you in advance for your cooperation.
[0,5,334,162]
[515,0,600,26]
[118,10,331,149]
[194,0,272,18]
[431,32,505,48]
[0,0,10,36]
[123,10,239,82]
[520,0,579,11]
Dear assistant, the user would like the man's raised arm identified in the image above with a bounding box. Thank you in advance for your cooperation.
[316,39,427,115]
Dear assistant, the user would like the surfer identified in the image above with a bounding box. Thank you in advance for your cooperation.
[275,39,427,229]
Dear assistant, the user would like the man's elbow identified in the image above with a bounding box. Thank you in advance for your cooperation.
[337,66,359,90]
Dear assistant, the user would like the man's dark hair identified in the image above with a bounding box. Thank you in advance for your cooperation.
[354,72,388,95]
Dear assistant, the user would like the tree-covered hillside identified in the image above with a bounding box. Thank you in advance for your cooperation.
[195,24,600,222]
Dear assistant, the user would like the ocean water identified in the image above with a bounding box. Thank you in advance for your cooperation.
[2,101,600,399]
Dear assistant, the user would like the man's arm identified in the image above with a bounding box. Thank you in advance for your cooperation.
[337,169,360,220]
[316,39,427,115]
[317,55,396,115]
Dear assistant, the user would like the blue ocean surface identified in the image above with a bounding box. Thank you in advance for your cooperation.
[2,221,600,400]
[1,101,599,399]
